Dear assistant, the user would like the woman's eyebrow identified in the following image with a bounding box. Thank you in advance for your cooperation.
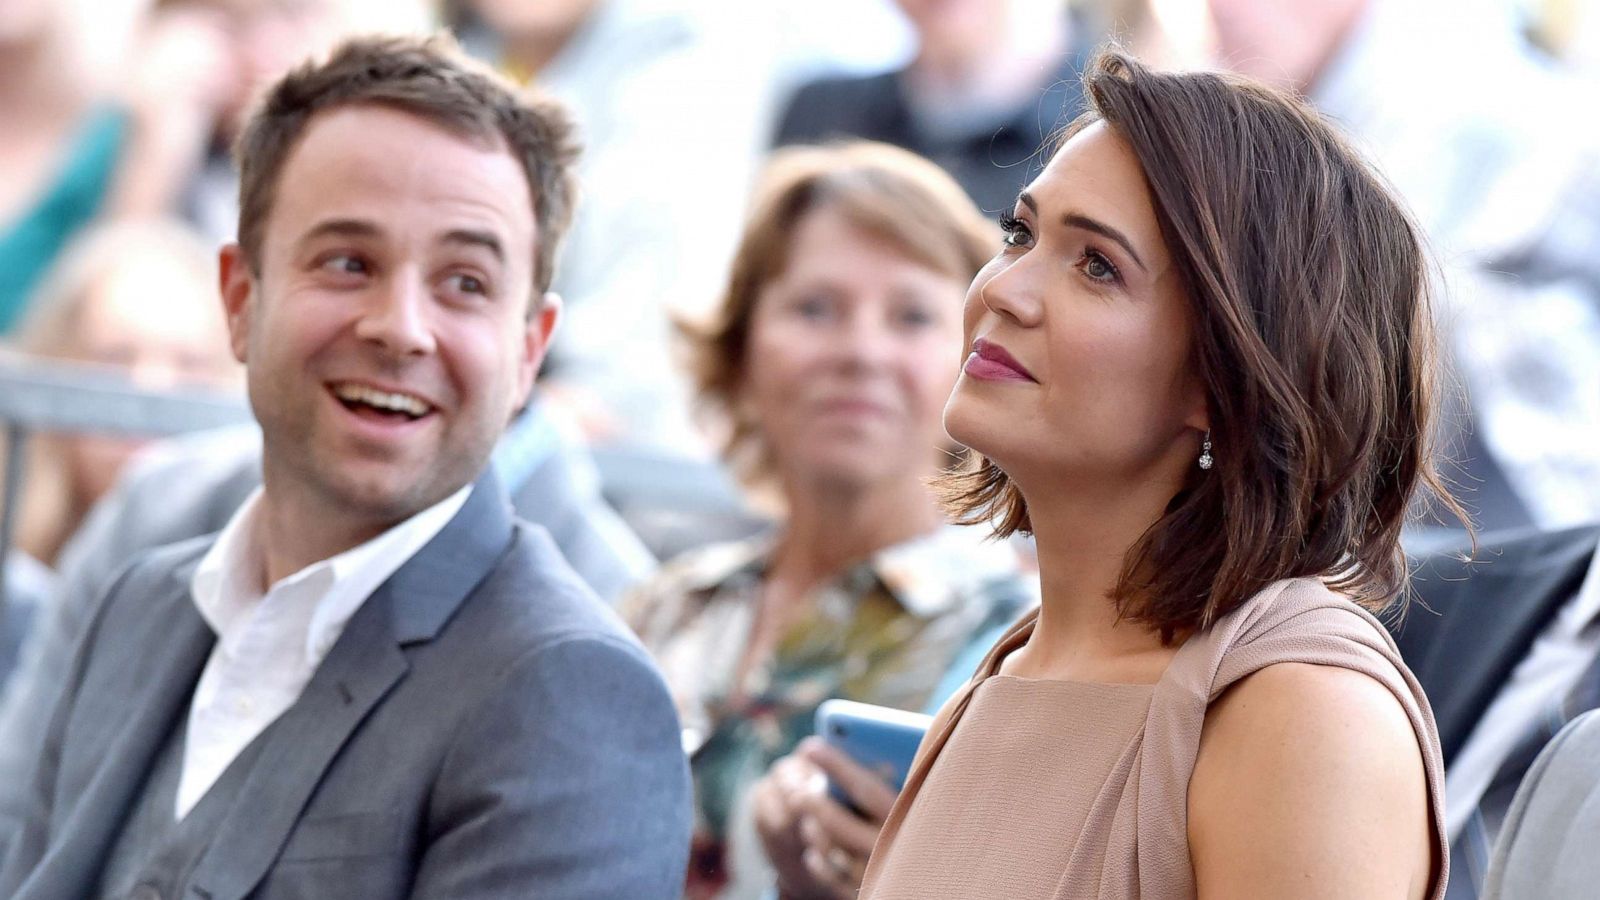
[1061,213,1147,273]
[1017,191,1148,273]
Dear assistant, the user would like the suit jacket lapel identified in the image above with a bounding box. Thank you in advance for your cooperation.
[1407,526,1598,761]
[188,472,516,900]
[24,559,214,899]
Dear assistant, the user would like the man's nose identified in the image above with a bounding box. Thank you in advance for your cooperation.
[354,274,437,357]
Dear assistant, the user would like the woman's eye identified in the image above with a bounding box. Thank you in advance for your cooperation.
[894,304,935,328]
[793,296,832,320]
[1081,250,1120,283]
[999,215,1033,248]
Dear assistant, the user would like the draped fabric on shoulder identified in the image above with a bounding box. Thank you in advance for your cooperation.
[859,577,1450,900]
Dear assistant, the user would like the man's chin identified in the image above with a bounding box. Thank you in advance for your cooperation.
[320,468,471,526]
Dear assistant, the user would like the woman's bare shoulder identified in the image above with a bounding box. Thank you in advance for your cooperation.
[1187,662,1434,899]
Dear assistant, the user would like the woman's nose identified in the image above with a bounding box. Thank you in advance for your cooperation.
[975,261,1043,327]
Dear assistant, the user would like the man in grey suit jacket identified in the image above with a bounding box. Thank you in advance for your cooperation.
[1484,709,1600,899]
[0,34,690,898]
[1392,523,1600,898]
[0,401,654,830]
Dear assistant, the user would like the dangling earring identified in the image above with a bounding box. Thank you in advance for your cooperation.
[1197,430,1214,470]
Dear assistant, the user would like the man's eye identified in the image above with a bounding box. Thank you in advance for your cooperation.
[321,255,368,275]
[448,273,487,295]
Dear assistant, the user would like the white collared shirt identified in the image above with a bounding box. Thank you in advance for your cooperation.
[176,485,471,819]
[1444,550,1600,839]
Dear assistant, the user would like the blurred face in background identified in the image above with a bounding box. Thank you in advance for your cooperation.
[144,0,349,138]
[740,205,967,496]
[0,0,56,46]
[465,0,600,42]
[1204,0,1368,90]
[0,0,152,70]
[894,0,1008,60]
[211,0,346,132]
[59,251,240,508]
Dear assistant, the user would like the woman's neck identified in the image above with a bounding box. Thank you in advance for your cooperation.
[767,474,945,596]
[1004,473,1183,683]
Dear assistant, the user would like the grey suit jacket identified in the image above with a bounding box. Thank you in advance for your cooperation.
[0,408,656,837]
[1483,709,1600,899]
[0,473,692,899]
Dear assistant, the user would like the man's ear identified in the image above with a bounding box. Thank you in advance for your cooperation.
[516,290,563,405]
[218,244,255,364]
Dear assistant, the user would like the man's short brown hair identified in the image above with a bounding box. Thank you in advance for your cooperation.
[939,50,1467,637]
[234,33,579,297]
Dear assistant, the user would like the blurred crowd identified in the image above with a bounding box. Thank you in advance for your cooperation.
[4,0,1598,525]
[0,0,1598,898]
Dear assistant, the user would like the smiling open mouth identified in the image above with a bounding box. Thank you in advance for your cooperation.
[331,383,435,422]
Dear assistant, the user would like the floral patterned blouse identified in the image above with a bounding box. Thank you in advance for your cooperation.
[621,524,1035,899]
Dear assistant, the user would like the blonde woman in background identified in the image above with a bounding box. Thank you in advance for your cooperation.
[622,142,1034,900]
[3,220,240,573]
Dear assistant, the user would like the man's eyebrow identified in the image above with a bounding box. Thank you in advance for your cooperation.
[298,218,382,246]
[442,229,504,262]
[1062,212,1148,273]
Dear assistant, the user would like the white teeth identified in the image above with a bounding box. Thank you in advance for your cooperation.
[332,383,431,416]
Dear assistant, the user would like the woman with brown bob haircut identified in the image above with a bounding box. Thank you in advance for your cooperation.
[855,51,1457,899]
[621,142,1034,898]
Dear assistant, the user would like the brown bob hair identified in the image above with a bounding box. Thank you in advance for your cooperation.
[681,141,997,482]
[234,34,579,299]
[941,50,1464,636]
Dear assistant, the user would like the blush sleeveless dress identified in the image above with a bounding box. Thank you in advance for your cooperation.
[858,577,1449,899]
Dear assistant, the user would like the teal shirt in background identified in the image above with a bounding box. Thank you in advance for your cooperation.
[0,108,126,334]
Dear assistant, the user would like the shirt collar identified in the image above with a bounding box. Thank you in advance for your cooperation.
[674,524,1026,620]
[191,488,269,650]
[1562,545,1600,635]
[191,484,473,662]
[870,524,1027,619]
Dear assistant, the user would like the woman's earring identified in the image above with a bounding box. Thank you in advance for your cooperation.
[1198,430,1214,470]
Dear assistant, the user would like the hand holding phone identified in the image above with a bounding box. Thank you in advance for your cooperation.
[813,699,932,809]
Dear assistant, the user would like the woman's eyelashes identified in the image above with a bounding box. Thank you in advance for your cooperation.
[998,214,1033,248]
[998,214,1124,286]
[1078,248,1122,285]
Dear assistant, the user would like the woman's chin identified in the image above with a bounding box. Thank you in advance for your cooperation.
[942,392,1004,461]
